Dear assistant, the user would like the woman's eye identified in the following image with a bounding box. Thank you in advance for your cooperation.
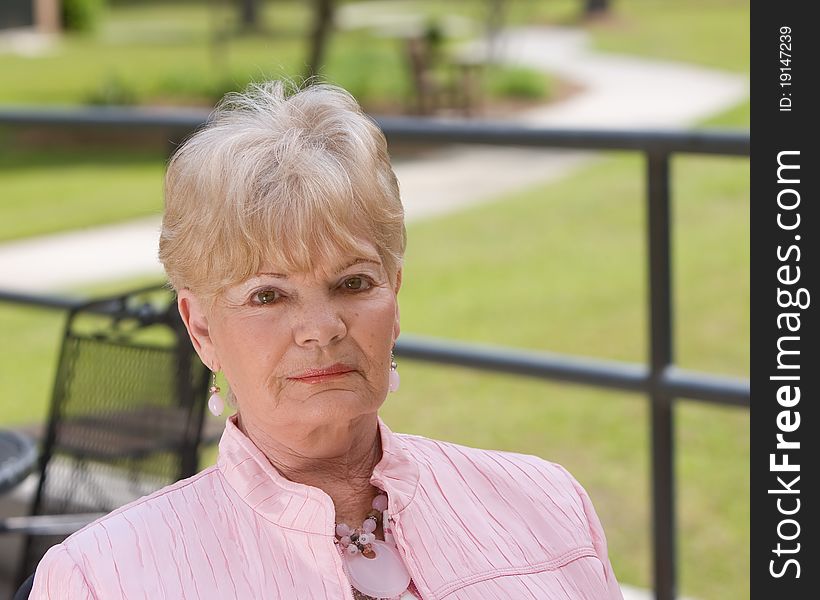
[343,276,371,291]
[254,290,279,305]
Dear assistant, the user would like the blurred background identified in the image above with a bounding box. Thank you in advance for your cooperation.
[0,1,749,599]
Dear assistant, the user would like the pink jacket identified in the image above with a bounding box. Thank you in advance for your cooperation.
[31,416,623,599]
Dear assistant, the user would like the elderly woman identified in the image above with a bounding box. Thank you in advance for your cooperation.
[30,82,623,599]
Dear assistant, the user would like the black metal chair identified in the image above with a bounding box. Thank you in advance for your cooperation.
[12,573,33,600]
[2,285,214,590]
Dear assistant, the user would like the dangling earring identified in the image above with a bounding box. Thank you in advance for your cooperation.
[388,351,400,393]
[208,371,224,417]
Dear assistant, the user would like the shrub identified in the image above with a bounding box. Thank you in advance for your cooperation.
[85,74,138,105]
[486,66,550,100]
[154,70,259,105]
[62,0,106,33]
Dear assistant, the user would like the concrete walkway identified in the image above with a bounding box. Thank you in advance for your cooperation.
[0,24,748,298]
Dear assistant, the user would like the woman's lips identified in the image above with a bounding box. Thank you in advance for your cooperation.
[288,364,356,384]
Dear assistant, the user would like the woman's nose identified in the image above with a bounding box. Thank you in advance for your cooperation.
[293,303,347,347]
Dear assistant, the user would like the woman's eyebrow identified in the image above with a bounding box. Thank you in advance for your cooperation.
[253,258,381,280]
[336,257,382,273]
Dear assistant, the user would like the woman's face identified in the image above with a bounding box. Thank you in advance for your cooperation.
[179,241,401,441]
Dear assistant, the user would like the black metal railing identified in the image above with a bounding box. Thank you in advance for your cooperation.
[0,107,750,600]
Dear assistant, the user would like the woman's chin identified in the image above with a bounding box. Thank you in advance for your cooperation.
[296,387,384,417]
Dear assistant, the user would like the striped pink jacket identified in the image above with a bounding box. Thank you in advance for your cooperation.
[31,416,623,599]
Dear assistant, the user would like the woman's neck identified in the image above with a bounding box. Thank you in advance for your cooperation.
[237,412,385,526]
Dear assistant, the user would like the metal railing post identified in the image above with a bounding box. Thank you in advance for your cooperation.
[647,151,676,600]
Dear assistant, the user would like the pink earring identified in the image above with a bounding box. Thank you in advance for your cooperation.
[388,352,400,393]
[208,371,224,417]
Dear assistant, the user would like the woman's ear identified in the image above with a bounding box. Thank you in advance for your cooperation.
[177,289,219,371]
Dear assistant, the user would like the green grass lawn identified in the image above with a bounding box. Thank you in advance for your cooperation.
[0,1,309,106]
[0,0,748,109]
[0,0,550,110]
[407,0,749,74]
[0,145,167,242]
[587,0,749,74]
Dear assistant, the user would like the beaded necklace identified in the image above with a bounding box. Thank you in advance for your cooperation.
[334,493,413,599]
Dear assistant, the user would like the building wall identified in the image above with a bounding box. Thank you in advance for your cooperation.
[0,0,60,32]
[0,0,35,30]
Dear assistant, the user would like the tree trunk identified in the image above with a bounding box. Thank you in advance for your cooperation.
[239,0,261,31]
[304,0,335,81]
[485,0,506,65]
[584,0,610,15]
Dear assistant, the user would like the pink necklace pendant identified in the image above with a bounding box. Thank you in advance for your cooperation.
[344,539,411,598]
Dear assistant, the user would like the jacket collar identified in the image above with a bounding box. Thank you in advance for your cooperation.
[217,414,419,535]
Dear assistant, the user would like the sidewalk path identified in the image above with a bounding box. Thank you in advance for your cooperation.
[474,27,747,129]
[0,24,748,294]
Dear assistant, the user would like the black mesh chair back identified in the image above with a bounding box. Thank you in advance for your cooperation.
[13,573,34,600]
[16,286,210,586]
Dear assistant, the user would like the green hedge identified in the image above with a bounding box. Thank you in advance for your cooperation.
[63,0,106,32]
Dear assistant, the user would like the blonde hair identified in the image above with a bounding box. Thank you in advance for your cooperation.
[159,80,405,301]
